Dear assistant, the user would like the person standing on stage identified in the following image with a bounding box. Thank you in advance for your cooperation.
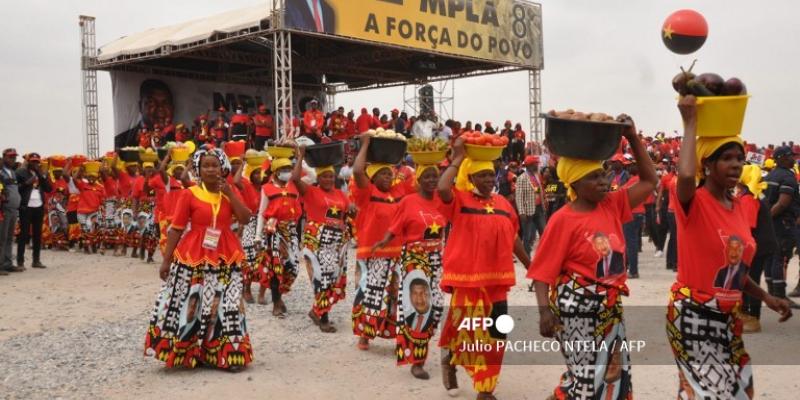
[145,146,253,371]
[253,105,274,151]
[666,96,791,399]
[528,115,656,400]
[15,153,51,268]
[437,137,530,400]
[303,100,326,142]
[351,134,409,351]
[255,155,302,315]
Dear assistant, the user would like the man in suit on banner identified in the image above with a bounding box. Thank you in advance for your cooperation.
[285,0,336,34]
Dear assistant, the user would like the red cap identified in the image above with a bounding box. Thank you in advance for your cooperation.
[610,153,625,163]
[391,109,399,114]
[523,155,540,166]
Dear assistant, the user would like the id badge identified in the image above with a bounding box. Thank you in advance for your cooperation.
[202,227,222,250]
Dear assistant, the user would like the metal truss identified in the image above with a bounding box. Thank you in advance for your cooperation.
[529,69,542,145]
[80,16,100,159]
[273,30,293,139]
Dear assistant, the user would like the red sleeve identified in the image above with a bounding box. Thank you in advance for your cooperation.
[527,212,568,285]
[387,198,407,238]
[148,174,166,190]
[170,190,192,230]
[438,190,464,221]
[351,183,372,207]
[75,180,89,192]
[610,188,633,224]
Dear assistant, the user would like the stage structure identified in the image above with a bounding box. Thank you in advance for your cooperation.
[79,16,100,159]
[403,80,455,122]
[82,0,544,149]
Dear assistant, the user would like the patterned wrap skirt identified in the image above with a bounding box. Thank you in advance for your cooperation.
[144,261,253,369]
[439,286,508,394]
[550,274,632,400]
[239,215,260,286]
[396,239,444,366]
[666,283,752,400]
[352,256,401,340]
[256,220,299,293]
[301,220,348,317]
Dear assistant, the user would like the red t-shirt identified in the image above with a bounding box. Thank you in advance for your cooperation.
[352,183,408,259]
[261,181,302,223]
[170,187,244,267]
[528,190,632,287]
[148,174,170,220]
[231,113,250,126]
[661,173,677,212]
[388,193,447,244]
[76,180,106,214]
[439,190,519,291]
[675,188,755,305]
[103,176,119,198]
[302,185,349,226]
[233,176,260,213]
[622,175,645,214]
[117,170,134,198]
[254,113,274,137]
[355,113,372,134]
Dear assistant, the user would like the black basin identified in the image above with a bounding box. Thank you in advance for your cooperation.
[543,114,625,160]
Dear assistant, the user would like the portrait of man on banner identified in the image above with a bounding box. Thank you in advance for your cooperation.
[285,0,336,34]
[115,79,174,149]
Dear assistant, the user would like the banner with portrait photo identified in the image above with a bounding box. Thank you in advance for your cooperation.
[110,71,321,149]
[283,0,543,68]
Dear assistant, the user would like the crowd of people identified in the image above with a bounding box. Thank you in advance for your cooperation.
[3,96,800,399]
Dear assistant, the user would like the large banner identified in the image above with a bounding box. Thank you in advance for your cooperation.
[111,71,320,149]
[284,0,543,68]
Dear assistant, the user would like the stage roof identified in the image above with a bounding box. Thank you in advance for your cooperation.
[91,2,534,92]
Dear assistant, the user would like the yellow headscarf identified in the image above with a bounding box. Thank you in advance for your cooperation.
[270,157,292,172]
[167,162,185,176]
[455,159,494,191]
[366,163,393,179]
[739,164,766,198]
[243,165,261,181]
[315,166,335,177]
[415,164,438,181]
[142,162,155,169]
[763,158,776,170]
[696,136,744,180]
[557,157,604,201]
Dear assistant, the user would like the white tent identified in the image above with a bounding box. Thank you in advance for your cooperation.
[98,4,271,62]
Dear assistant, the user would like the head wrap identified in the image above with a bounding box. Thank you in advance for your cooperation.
[270,157,292,172]
[696,136,744,180]
[142,162,155,169]
[415,164,438,181]
[763,158,776,170]
[191,146,232,178]
[557,157,604,201]
[366,163,393,179]
[167,162,185,176]
[739,164,766,198]
[315,166,335,177]
[455,159,494,191]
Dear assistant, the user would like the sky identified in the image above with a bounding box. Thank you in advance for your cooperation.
[2,0,799,156]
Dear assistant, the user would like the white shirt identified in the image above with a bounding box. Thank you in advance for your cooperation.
[304,0,325,31]
[438,125,452,141]
[412,119,436,140]
[28,187,43,208]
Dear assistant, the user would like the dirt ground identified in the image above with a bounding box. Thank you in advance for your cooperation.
[1,242,798,400]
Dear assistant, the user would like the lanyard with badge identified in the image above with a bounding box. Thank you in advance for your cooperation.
[201,183,223,250]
